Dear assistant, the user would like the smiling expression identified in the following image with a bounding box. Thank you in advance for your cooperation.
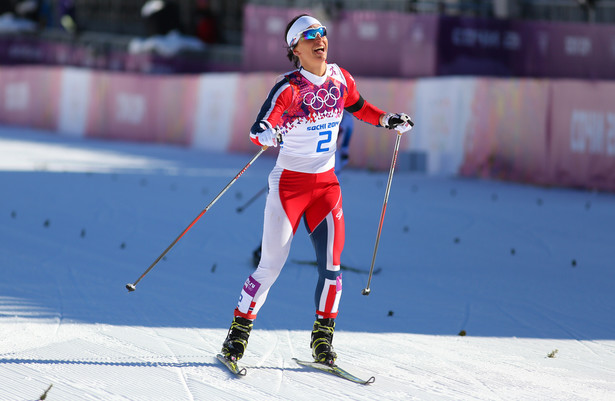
[292,24,328,75]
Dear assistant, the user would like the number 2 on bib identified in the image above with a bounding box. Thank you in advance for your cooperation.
[317,130,332,152]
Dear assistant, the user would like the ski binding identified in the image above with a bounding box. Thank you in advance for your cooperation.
[216,353,247,376]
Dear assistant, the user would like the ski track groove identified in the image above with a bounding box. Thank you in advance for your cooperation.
[98,327,213,366]
[255,329,280,367]
[513,224,554,257]
[408,337,507,401]
[529,302,615,372]
[149,326,195,401]
[502,300,595,351]
[496,304,536,336]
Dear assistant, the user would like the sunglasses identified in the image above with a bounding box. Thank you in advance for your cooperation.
[290,26,327,47]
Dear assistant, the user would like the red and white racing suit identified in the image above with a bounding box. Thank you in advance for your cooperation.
[234,64,384,320]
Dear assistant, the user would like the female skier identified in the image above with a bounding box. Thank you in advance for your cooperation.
[221,14,413,366]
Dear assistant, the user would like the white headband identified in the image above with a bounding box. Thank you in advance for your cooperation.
[286,16,322,48]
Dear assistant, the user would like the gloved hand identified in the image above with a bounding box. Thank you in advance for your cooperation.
[381,113,414,133]
[257,124,283,147]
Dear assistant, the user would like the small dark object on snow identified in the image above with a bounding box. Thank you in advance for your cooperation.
[39,383,53,400]
[81,229,86,238]
[458,330,467,336]
[11,210,16,218]
[511,248,516,255]
[120,242,126,249]
[571,259,577,267]
[454,237,460,244]
[387,310,394,317]
[211,263,217,273]
[43,219,50,227]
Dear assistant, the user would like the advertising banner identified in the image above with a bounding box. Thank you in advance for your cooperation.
[85,72,196,145]
[410,77,476,175]
[152,74,199,145]
[400,14,439,78]
[549,81,615,191]
[192,73,239,152]
[346,77,416,171]
[2,63,614,191]
[435,16,615,80]
[328,11,412,78]
[57,68,92,137]
[242,5,308,73]
[86,72,157,142]
[242,5,438,78]
[459,78,551,184]
[437,16,528,77]
[243,5,615,80]
[0,66,61,130]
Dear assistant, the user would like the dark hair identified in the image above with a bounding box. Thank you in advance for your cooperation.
[285,14,309,68]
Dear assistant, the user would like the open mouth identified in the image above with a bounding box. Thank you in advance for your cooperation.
[314,46,326,55]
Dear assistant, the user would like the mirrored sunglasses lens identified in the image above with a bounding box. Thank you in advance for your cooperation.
[303,27,326,40]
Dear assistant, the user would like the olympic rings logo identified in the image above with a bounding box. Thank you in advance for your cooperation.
[303,86,341,110]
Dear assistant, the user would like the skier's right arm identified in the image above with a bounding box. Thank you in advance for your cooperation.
[250,80,293,147]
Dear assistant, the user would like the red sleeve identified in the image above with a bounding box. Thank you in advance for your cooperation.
[340,67,384,127]
[249,80,294,146]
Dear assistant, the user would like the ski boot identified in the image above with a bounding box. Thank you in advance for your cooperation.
[311,318,337,366]
[221,316,253,362]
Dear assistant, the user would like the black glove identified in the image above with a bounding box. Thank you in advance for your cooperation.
[381,113,414,133]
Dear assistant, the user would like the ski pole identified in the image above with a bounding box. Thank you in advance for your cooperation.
[362,132,403,296]
[126,146,269,292]
[236,185,267,213]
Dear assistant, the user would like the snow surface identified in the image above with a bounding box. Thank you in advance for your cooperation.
[1,126,614,401]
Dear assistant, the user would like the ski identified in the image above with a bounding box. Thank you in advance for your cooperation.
[291,259,382,275]
[216,354,247,376]
[292,358,375,385]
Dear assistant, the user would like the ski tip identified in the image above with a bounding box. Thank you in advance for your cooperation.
[235,367,247,376]
[294,357,375,385]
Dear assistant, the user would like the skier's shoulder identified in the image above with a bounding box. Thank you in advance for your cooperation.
[326,63,352,87]
[276,68,302,84]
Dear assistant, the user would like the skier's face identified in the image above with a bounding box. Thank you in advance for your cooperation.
[292,24,328,75]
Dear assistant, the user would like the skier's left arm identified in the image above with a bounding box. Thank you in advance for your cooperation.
[341,68,414,133]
